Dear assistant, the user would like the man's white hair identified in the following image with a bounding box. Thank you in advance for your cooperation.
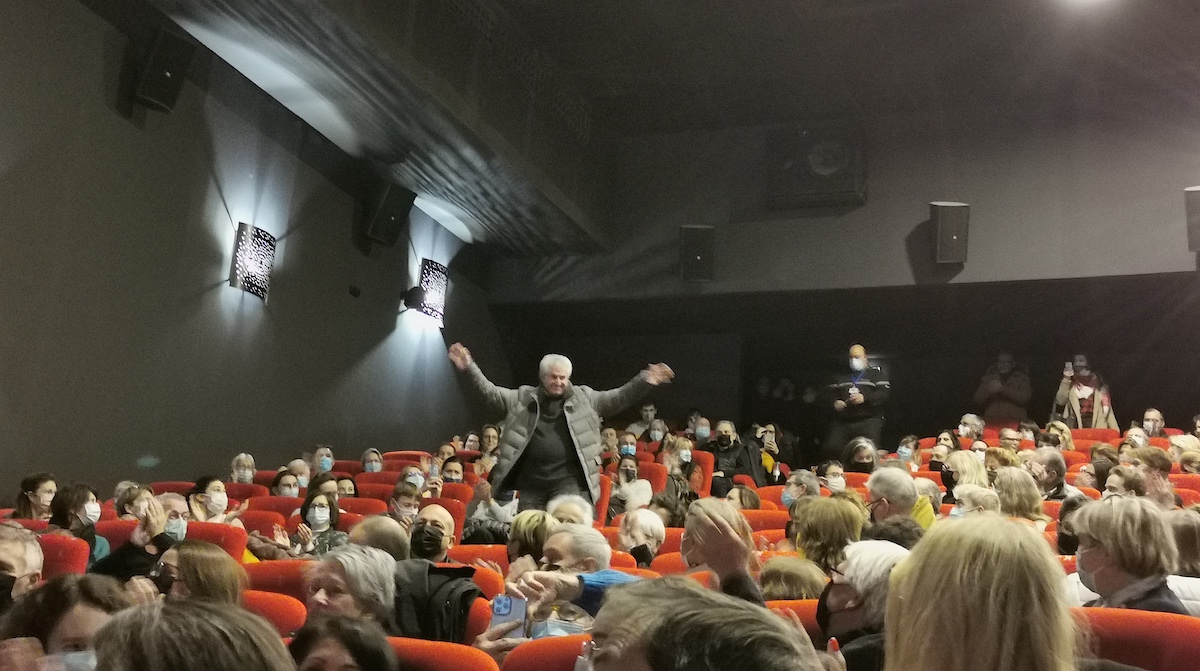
[324,545,397,619]
[625,508,667,546]
[865,469,918,513]
[539,354,573,379]
[549,523,612,571]
[548,494,595,527]
[842,540,910,628]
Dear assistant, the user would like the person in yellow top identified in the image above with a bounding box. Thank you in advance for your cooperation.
[865,468,935,530]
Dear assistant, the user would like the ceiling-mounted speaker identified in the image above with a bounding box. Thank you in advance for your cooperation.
[680,225,715,282]
[764,124,867,209]
[366,183,417,246]
[931,201,969,264]
[1186,186,1200,251]
[134,30,197,113]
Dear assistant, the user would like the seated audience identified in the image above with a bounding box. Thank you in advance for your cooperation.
[817,460,847,493]
[1166,509,1200,578]
[336,477,357,499]
[705,420,756,497]
[950,483,1001,517]
[997,426,1023,452]
[781,469,821,507]
[440,456,466,484]
[1056,495,1089,555]
[1168,433,1200,461]
[149,539,246,604]
[462,430,482,452]
[1142,408,1167,437]
[478,424,501,474]
[0,524,43,613]
[609,455,654,520]
[794,497,863,573]
[1071,496,1188,614]
[816,540,910,668]
[940,450,988,505]
[359,448,385,474]
[984,447,1020,483]
[725,484,761,511]
[289,614,398,671]
[1075,457,1116,493]
[1105,465,1147,498]
[92,495,178,582]
[348,515,409,561]
[864,469,919,526]
[187,476,245,530]
[1019,420,1041,442]
[681,498,758,577]
[993,467,1052,531]
[287,458,313,488]
[229,453,257,484]
[508,524,639,616]
[588,576,827,671]
[844,437,879,474]
[13,472,56,522]
[466,479,518,529]
[1182,451,1200,476]
[387,482,421,530]
[305,545,396,625]
[647,492,688,528]
[1129,447,1177,510]
[1047,420,1078,452]
[759,556,827,600]
[292,491,350,558]
[660,434,704,502]
[94,600,294,671]
[271,470,301,498]
[0,574,131,660]
[503,509,559,577]
[911,477,943,512]
[895,434,921,473]
[958,413,985,441]
[113,482,154,521]
[859,516,925,550]
[311,445,335,476]
[616,508,666,568]
[409,504,455,562]
[548,494,594,527]
[48,483,109,568]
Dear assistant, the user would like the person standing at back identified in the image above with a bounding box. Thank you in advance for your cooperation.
[973,351,1032,424]
[448,342,674,512]
[823,344,890,462]
[1055,353,1119,430]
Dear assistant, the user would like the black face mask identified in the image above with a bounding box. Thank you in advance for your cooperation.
[987,469,998,486]
[928,460,944,473]
[1058,532,1079,555]
[815,580,835,638]
[717,435,733,448]
[941,468,957,490]
[0,573,16,616]
[410,523,446,560]
[151,571,175,596]
[846,461,874,474]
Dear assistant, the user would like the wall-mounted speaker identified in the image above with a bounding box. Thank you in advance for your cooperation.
[133,30,197,113]
[680,225,715,282]
[1186,186,1200,252]
[764,125,867,209]
[366,183,417,246]
[931,201,969,264]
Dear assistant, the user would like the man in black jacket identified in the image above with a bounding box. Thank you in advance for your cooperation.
[704,420,755,498]
[823,344,890,462]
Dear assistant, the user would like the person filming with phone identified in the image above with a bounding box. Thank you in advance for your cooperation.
[1054,354,1119,430]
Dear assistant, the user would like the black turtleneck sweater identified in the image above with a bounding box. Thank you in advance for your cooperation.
[514,391,585,492]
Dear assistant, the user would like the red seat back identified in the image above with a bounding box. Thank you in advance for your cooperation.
[354,471,402,487]
[382,450,430,462]
[435,563,503,599]
[383,460,420,474]
[649,552,689,575]
[446,544,509,575]
[610,550,636,568]
[185,522,248,562]
[440,483,475,504]
[339,498,388,516]
[1177,488,1200,507]
[1042,500,1062,521]
[612,566,661,579]
[333,460,364,476]
[242,589,306,636]
[686,571,713,587]
[690,450,715,498]
[739,509,790,532]
[1059,555,1077,574]
[11,519,49,532]
[1061,451,1088,467]
[240,510,286,537]
[1169,473,1200,492]
[226,483,270,501]
[37,534,90,579]
[456,449,482,463]
[594,474,612,526]
[387,636,500,671]
[733,474,757,488]
[95,520,138,550]
[247,496,304,518]
[286,512,364,534]
[754,528,788,549]
[1073,607,1200,671]
[766,600,822,644]
[253,470,280,488]
[757,485,786,507]
[640,462,668,494]
[356,483,395,502]
[1079,486,1101,500]
[1071,428,1119,441]
[499,634,587,671]
[464,597,491,645]
[150,481,194,496]
[914,470,944,487]
[844,472,871,488]
[244,559,311,602]
[419,498,466,542]
[660,527,685,554]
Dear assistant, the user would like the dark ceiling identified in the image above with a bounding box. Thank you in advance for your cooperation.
[497,0,1200,135]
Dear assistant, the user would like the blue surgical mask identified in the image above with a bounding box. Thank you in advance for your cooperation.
[405,472,426,490]
[297,476,309,488]
[679,449,692,463]
[695,427,710,442]
[781,490,796,508]
[318,456,334,473]
[52,650,97,671]
[530,619,589,639]
[948,506,965,519]
[165,517,188,542]
[619,445,637,457]
[364,462,383,473]
[649,430,664,442]
[898,445,913,460]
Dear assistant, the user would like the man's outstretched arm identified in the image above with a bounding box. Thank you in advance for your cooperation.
[591,363,675,418]
[449,342,515,413]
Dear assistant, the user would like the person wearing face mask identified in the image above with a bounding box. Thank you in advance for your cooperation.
[817,461,847,494]
[290,492,349,558]
[113,483,154,522]
[1141,408,1167,438]
[287,459,313,490]
[311,445,336,477]
[895,435,921,473]
[0,573,132,671]
[1054,354,1119,430]
[187,476,246,531]
[823,344,890,463]
[270,471,302,499]
[229,453,257,485]
[703,420,756,498]
[408,504,456,562]
[626,401,658,440]
[607,455,653,522]
[0,525,43,616]
[12,472,57,522]
[973,351,1032,425]
[440,456,467,485]
[692,417,712,445]
[616,508,666,568]
[92,495,179,583]
[1068,497,1188,614]
[615,431,639,460]
[387,482,423,531]
[360,448,385,474]
[659,434,703,505]
[448,343,672,513]
[48,483,109,569]
[843,438,879,475]
[646,418,669,446]
[781,470,821,509]
[813,540,909,670]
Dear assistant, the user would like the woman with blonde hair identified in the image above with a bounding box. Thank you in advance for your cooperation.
[152,539,248,604]
[507,509,559,566]
[1166,508,1200,578]
[940,450,988,505]
[993,467,1051,530]
[229,453,257,484]
[1046,420,1077,452]
[760,556,828,600]
[793,497,863,573]
[984,447,1021,482]
[681,497,758,574]
[950,483,1000,517]
[885,514,1081,671]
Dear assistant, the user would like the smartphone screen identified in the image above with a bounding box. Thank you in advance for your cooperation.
[491,595,528,632]
[429,462,440,479]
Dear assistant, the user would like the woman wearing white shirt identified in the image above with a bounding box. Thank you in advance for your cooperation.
[609,455,654,523]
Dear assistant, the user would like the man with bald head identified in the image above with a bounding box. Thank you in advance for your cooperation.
[823,344,890,461]
[409,504,455,562]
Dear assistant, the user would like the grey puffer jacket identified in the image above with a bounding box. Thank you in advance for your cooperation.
[462,362,654,502]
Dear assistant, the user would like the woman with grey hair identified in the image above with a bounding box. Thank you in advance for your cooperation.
[304,545,396,626]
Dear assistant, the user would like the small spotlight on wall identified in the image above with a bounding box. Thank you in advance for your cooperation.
[229,222,275,301]
[401,258,448,326]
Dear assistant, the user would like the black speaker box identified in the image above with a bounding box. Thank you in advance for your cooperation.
[680,225,715,282]
[931,201,970,264]
[1187,187,1200,252]
[366,184,417,246]
[134,31,197,113]
[764,125,867,208]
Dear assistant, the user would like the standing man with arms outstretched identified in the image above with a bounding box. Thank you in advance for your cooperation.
[448,343,675,512]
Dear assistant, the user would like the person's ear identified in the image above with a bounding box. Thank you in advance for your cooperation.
[580,557,599,573]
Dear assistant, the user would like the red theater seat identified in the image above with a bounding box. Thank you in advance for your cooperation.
[440,483,475,504]
[150,481,194,496]
[844,472,870,488]
[739,509,790,532]
[757,485,786,507]
[382,450,430,462]
[240,510,286,538]
[594,475,612,526]
[247,496,305,519]
[1073,607,1200,671]
[339,498,387,516]
[244,559,311,603]
[185,522,248,562]
[355,471,402,487]
[767,600,821,643]
[333,460,364,476]
[388,637,500,671]
[499,634,586,671]
[1071,428,1119,441]
[37,534,90,579]
[447,544,508,575]
[650,552,688,575]
[242,590,306,636]
[226,483,269,501]
[356,483,395,502]
[94,520,138,550]
[419,498,466,542]
[253,470,279,488]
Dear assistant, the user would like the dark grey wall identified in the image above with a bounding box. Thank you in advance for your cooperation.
[0,1,509,501]
[488,88,1200,302]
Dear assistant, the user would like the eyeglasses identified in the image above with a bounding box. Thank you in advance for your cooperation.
[867,498,887,512]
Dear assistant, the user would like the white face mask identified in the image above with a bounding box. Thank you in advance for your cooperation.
[83,501,102,525]
[679,449,693,463]
[849,358,866,372]
[364,461,383,473]
[1143,421,1159,434]
[280,485,300,498]
[649,430,665,442]
[234,468,254,484]
[307,506,331,530]
[825,476,846,493]
[958,424,971,437]
[205,491,228,515]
